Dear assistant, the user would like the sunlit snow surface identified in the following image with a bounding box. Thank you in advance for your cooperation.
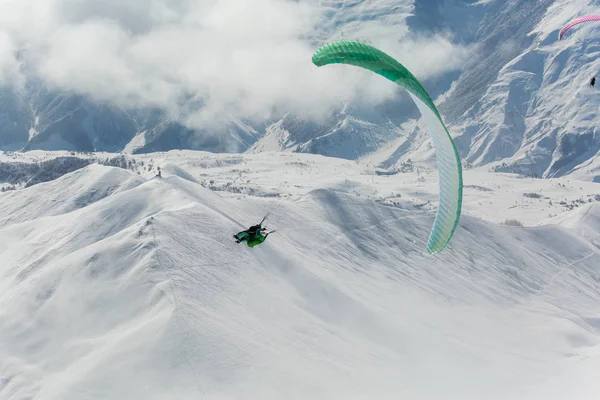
[1,150,600,399]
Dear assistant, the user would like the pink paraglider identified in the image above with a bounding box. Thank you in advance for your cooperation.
[559,15,600,40]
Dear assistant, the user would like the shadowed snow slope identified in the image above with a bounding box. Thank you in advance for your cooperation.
[1,163,600,399]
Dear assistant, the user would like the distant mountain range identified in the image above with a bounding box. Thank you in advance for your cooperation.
[1,0,599,180]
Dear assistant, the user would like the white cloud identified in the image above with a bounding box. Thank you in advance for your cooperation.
[0,31,24,89]
[0,0,471,128]
[385,33,471,80]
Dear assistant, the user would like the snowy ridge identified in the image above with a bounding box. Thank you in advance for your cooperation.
[0,164,145,227]
[251,111,402,160]
[1,151,600,399]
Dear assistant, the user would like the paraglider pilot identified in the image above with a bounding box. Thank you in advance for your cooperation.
[234,217,275,247]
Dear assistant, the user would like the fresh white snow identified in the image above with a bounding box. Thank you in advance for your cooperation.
[1,150,599,399]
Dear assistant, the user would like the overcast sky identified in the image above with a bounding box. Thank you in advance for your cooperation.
[0,0,470,127]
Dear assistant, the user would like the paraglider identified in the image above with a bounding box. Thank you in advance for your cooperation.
[558,16,600,89]
[559,15,600,40]
[311,41,463,255]
[234,217,276,247]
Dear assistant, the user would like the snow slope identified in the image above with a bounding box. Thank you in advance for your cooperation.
[1,150,600,399]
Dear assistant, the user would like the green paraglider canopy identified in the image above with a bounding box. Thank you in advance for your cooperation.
[312,41,463,254]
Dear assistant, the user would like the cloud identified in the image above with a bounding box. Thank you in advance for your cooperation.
[0,0,471,128]
[0,31,25,89]
[386,33,471,80]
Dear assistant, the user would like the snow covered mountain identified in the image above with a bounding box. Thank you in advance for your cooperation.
[0,87,260,154]
[1,150,600,399]
[440,0,600,179]
[1,0,599,177]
